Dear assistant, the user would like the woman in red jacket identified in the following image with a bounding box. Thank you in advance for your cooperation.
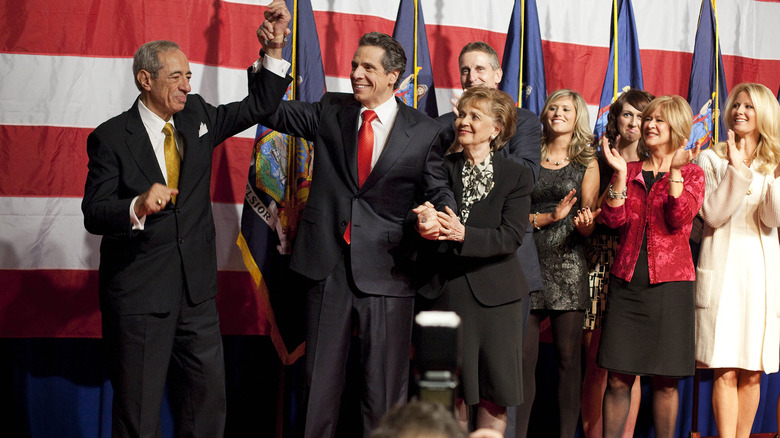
[596,95,704,438]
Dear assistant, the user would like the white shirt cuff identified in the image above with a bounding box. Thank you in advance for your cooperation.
[130,196,146,231]
[255,55,291,77]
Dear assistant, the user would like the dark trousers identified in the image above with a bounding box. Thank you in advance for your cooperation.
[303,254,415,438]
[102,292,225,438]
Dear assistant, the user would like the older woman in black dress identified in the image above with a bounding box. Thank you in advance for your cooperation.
[416,87,534,433]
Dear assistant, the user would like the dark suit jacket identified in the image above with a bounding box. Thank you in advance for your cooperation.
[418,153,534,306]
[437,107,544,293]
[82,68,291,315]
[258,91,456,297]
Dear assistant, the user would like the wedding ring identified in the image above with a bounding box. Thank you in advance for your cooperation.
[156,199,162,206]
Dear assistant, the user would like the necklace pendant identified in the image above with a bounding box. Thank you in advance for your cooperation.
[545,156,570,166]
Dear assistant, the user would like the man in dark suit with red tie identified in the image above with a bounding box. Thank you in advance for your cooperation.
[81,4,291,435]
[257,12,455,437]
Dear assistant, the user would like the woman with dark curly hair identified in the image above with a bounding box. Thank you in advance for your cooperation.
[581,89,654,438]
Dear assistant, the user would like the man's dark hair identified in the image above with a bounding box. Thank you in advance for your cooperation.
[370,401,468,438]
[133,40,181,92]
[358,32,407,89]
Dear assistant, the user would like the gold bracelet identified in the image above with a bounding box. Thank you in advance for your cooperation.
[668,177,684,184]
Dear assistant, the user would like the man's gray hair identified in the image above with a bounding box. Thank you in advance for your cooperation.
[458,41,501,70]
[132,40,180,91]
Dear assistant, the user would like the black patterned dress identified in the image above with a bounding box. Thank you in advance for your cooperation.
[529,162,589,311]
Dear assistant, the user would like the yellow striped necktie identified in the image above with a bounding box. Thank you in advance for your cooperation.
[162,123,180,203]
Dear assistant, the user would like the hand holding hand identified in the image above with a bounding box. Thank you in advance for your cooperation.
[413,201,440,240]
[551,188,577,222]
[257,0,291,55]
[135,183,178,218]
[437,206,465,242]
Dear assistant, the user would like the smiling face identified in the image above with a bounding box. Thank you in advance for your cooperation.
[729,91,757,138]
[138,49,191,121]
[459,50,503,90]
[350,45,399,109]
[455,102,500,151]
[642,108,672,152]
[617,102,643,145]
[545,97,576,136]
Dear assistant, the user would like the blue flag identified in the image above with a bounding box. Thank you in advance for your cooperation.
[392,0,438,117]
[238,0,325,365]
[499,0,547,115]
[593,0,644,141]
[686,0,728,150]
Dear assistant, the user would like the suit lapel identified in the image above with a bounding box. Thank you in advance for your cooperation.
[125,100,166,187]
[337,101,361,189]
[360,101,417,191]
[173,110,201,204]
[452,155,465,211]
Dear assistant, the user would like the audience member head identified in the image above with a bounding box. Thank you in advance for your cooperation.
[458,42,503,90]
[356,32,406,91]
[456,87,518,151]
[718,82,780,174]
[639,95,693,155]
[540,89,595,165]
[370,401,468,438]
[133,40,191,121]
[605,89,655,150]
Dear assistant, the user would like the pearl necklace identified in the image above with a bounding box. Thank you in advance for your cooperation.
[545,156,570,166]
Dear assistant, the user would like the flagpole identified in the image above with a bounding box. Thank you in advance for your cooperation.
[712,0,719,143]
[518,0,525,108]
[612,0,618,100]
[291,0,298,101]
[413,0,419,109]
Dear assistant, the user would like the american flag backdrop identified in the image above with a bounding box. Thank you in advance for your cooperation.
[1,0,779,339]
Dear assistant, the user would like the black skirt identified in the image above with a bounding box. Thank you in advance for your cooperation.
[431,279,524,406]
[596,238,695,377]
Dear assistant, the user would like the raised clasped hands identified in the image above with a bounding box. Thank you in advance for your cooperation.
[257,0,291,53]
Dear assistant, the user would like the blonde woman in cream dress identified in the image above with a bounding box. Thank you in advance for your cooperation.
[695,82,780,438]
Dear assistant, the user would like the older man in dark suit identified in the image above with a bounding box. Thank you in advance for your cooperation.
[256,12,455,436]
[81,3,291,435]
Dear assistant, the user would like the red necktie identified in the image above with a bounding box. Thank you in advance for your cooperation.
[344,110,377,244]
[357,110,377,187]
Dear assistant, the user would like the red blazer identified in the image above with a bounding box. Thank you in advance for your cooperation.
[601,161,704,284]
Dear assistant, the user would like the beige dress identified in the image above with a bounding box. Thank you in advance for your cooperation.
[695,149,780,372]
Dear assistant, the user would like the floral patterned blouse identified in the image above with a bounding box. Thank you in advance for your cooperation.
[459,152,495,224]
